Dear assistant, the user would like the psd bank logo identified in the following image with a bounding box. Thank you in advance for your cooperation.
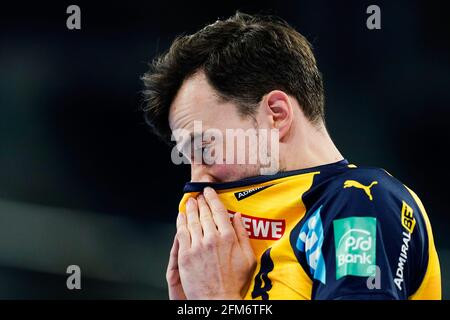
[333,217,376,279]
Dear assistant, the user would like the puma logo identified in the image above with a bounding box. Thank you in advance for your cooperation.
[343,180,378,201]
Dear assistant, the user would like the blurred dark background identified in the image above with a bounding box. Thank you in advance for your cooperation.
[0,0,449,299]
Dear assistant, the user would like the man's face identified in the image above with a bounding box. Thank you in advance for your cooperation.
[168,72,265,183]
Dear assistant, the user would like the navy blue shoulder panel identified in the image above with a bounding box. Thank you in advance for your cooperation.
[290,166,429,300]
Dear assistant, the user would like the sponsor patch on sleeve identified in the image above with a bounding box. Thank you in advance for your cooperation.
[333,217,377,279]
[401,201,416,234]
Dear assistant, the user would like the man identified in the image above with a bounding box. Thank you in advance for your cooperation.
[141,12,441,300]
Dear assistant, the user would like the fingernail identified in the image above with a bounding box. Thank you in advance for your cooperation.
[204,187,214,194]
[187,197,195,207]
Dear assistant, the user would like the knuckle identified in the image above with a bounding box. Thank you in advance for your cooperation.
[166,270,174,282]
[188,220,201,230]
[176,227,187,238]
[190,244,202,255]
[221,230,236,242]
[203,235,218,249]
[179,253,191,266]
[199,212,212,222]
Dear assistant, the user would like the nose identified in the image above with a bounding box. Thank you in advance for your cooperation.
[190,164,217,183]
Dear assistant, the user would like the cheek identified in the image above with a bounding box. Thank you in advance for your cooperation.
[209,164,259,182]
[208,164,235,181]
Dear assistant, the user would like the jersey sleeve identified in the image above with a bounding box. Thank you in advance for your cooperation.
[304,170,439,300]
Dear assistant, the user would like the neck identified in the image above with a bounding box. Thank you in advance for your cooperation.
[281,122,344,171]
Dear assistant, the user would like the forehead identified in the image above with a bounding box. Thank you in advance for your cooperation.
[169,72,214,129]
[168,72,238,132]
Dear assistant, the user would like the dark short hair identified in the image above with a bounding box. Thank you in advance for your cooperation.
[141,11,325,144]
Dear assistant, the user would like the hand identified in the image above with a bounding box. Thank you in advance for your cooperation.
[166,234,186,300]
[176,187,256,300]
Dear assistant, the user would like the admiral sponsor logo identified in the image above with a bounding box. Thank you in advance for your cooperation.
[401,200,416,233]
[234,185,273,201]
[394,201,415,291]
[228,210,285,240]
[394,231,411,290]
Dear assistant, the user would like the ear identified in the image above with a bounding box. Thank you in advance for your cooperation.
[263,90,293,140]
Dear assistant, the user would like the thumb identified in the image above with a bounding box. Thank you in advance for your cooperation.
[232,213,254,256]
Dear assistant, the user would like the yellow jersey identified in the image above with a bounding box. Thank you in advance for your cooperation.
[178,160,441,300]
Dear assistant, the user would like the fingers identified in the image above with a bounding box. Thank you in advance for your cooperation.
[233,213,256,272]
[197,194,217,238]
[167,234,187,300]
[176,212,191,251]
[167,234,180,273]
[178,188,234,249]
[203,187,234,235]
[232,212,253,253]
[186,198,202,247]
